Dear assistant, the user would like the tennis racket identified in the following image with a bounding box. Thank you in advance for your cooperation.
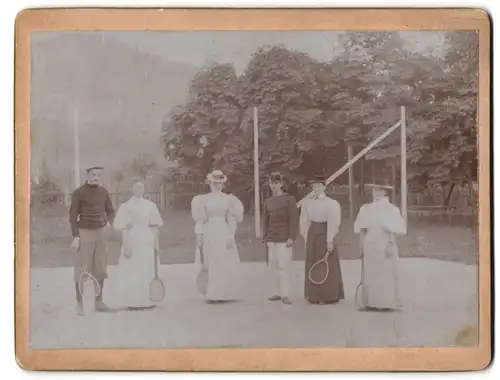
[77,264,101,302]
[196,244,208,295]
[265,241,269,265]
[354,231,366,309]
[308,251,330,285]
[150,248,165,303]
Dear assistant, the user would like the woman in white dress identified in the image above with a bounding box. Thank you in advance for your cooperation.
[191,170,244,304]
[354,183,406,311]
[112,180,164,310]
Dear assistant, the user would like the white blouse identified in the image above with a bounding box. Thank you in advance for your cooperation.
[191,192,244,237]
[113,197,164,230]
[354,197,406,235]
[300,194,341,243]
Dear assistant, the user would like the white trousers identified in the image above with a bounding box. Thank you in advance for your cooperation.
[267,242,293,298]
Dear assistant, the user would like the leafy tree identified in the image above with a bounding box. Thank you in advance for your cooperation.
[401,31,478,192]
[336,31,478,196]
[130,153,158,180]
[31,161,62,210]
[161,32,478,206]
[111,166,125,186]
[234,46,321,185]
[162,63,242,182]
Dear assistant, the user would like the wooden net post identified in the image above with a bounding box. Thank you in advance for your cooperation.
[401,106,408,234]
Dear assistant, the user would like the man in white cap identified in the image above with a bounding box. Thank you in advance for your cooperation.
[69,165,115,316]
[354,183,406,311]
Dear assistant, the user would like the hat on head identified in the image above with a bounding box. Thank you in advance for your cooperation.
[206,170,227,184]
[269,171,285,183]
[86,165,104,172]
[131,177,144,185]
[366,183,394,191]
[308,173,327,185]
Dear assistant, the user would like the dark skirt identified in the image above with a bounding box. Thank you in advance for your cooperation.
[305,222,345,303]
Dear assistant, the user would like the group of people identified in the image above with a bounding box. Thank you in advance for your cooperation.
[260,171,345,305]
[69,165,406,316]
[69,166,164,316]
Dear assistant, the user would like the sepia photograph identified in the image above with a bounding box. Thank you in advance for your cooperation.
[15,8,491,371]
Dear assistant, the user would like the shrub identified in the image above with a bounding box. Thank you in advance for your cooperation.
[31,163,65,214]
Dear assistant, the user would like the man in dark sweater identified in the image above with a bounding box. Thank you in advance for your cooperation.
[69,165,115,316]
[262,172,299,305]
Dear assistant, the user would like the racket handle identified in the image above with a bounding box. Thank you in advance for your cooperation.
[154,249,159,278]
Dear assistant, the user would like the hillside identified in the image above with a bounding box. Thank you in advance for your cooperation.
[30,32,198,188]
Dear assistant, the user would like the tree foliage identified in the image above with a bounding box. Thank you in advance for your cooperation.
[129,153,158,180]
[31,161,62,210]
[162,31,478,195]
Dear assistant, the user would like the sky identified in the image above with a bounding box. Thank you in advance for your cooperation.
[32,30,447,73]
[28,30,452,187]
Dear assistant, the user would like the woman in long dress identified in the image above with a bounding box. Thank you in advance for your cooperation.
[300,174,345,304]
[354,183,406,311]
[191,170,244,304]
[112,180,164,310]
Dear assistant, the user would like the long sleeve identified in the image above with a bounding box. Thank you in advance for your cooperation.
[69,189,81,238]
[353,205,368,234]
[299,203,310,241]
[191,195,207,235]
[287,195,299,241]
[326,199,341,243]
[117,206,132,257]
[104,190,115,224]
[149,202,164,227]
[386,204,406,235]
[227,194,244,237]
[121,229,131,255]
[152,227,160,251]
[262,200,269,240]
[149,203,164,251]
[113,203,130,230]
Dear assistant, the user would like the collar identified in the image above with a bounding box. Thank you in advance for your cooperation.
[374,196,389,204]
[314,193,326,200]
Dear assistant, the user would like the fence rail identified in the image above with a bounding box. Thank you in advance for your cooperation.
[30,191,164,213]
[31,184,475,222]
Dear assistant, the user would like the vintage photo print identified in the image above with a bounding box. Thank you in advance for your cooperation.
[14,8,491,371]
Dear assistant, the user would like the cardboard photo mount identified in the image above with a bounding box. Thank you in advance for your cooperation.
[14,8,492,372]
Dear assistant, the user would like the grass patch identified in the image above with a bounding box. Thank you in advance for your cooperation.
[30,211,478,268]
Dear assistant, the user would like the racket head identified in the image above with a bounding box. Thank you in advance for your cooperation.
[195,247,202,265]
[150,277,165,302]
[308,259,329,285]
[196,268,209,295]
[77,275,87,297]
[355,283,365,309]
[78,273,101,298]
[78,275,98,311]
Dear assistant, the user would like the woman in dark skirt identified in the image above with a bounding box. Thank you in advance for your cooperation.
[300,175,345,304]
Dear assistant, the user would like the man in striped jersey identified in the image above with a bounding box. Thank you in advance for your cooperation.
[69,165,115,316]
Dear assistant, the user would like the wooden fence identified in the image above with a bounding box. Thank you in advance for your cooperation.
[108,191,164,209]
[30,190,166,217]
[31,182,475,225]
